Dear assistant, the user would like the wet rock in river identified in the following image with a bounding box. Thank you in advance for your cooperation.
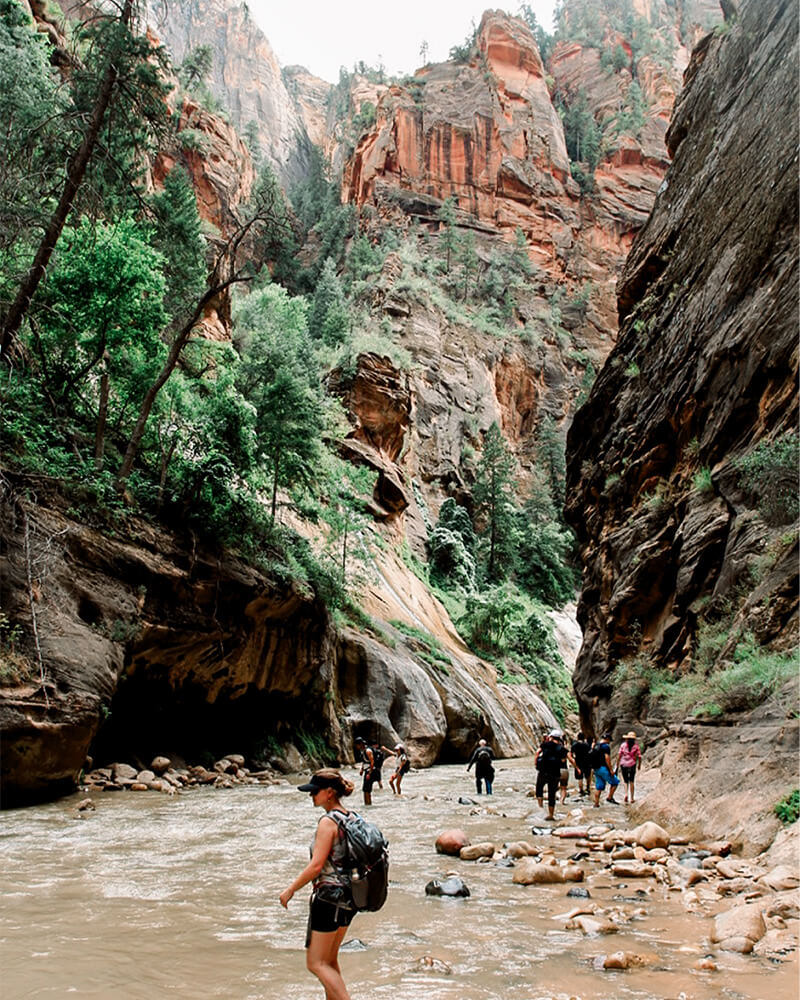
[340,938,368,952]
[759,865,800,892]
[150,756,171,774]
[592,949,659,969]
[425,876,470,898]
[136,770,155,784]
[567,886,591,898]
[712,901,767,953]
[506,841,536,858]
[693,955,718,971]
[112,763,137,782]
[628,822,670,850]
[458,796,477,805]
[611,861,654,879]
[568,914,618,935]
[435,829,470,855]
[460,842,497,861]
[513,860,584,885]
[414,955,452,974]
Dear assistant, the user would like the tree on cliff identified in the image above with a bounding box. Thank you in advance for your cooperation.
[234,283,326,523]
[473,422,519,582]
[1,0,171,362]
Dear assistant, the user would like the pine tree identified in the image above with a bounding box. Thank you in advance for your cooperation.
[473,421,518,582]
[309,258,350,346]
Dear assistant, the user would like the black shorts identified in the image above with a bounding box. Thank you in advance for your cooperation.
[362,772,376,793]
[306,892,355,945]
[620,765,637,783]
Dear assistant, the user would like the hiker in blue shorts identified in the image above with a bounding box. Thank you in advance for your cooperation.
[591,733,620,807]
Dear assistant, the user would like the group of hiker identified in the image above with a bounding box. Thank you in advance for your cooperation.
[533,728,642,819]
[352,737,409,804]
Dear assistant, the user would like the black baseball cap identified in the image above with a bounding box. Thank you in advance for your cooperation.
[297,774,338,792]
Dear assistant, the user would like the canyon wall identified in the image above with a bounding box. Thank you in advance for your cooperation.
[146,0,312,187]
[564,0,799,852]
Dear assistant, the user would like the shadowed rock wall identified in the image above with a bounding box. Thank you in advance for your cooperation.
[564,0,798,852]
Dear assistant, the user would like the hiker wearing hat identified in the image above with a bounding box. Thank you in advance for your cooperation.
[617,731,642,803]
[279,768,357,1000]
[386,743,410,795]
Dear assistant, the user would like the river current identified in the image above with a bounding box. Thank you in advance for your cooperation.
[1,759,795,999]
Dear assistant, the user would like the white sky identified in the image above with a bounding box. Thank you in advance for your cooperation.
[246,1,557,84]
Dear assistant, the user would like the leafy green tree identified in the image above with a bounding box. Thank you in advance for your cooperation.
[149,166,206,320]
[318,460,375,586]
[234,283,325,522]
[0,1,69,281]
[429,497,477,592]
[457,228,479,301]
[518,4,555,60]
[2,0,171,360]
[537,414,567,508]
[473,421,519,582]
[560,89,602,171]
[32,216,167,465]
[459,584,525,653]
[309,258,350,346]
[178,45,213,92]
[344,234,384,287]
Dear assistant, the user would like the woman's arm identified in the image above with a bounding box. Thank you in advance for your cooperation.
[279,816,338,908]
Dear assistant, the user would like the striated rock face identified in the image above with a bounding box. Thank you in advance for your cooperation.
[146,0,311,187]
[564,0,798,848]
[282,65,333,151]
[344,11,580,282]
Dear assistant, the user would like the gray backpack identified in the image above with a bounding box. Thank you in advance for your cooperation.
[330,810,389,911]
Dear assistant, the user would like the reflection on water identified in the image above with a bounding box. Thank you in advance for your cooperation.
[1,760,796,999]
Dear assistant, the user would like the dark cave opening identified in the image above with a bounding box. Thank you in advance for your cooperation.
[88,670,314,770]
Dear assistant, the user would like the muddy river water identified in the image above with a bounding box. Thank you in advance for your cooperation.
[1,759,796,999]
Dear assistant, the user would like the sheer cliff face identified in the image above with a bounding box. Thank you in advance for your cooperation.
[565,0,798,740]
[146,0,311,187]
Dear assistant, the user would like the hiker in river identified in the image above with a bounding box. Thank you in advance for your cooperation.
[535,730,568,820]
[466,738,495,794]
[570,731,592,796]
[386,743,410,795]
[617,730,642,803]
[354,737,377,805]
[279,769,356,1000]
[591,733,621,807]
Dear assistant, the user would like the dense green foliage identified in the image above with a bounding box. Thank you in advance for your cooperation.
[734,430,799,525]
[774,789,800,825]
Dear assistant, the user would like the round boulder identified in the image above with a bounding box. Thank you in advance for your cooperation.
[436,829,470,855]
[631,822,670,850]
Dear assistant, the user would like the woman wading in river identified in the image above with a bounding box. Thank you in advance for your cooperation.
[279,769,356,1000]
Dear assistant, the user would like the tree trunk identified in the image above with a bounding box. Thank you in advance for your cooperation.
[116,279,239,486]
[94,368,110,470]
[0,0,134,363]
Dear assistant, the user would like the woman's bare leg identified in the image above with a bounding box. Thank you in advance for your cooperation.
[306,926,351,1000]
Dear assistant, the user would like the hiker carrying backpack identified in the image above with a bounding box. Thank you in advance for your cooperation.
[282,769,389,998]
[330,808,389,911]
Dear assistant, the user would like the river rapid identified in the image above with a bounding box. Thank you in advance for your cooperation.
[1,758,795,1000]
